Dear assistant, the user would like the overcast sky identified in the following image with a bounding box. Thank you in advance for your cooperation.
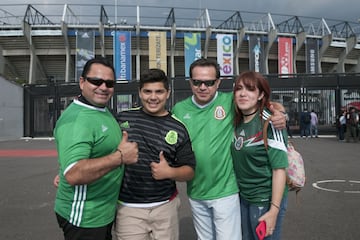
[1,0,360,24]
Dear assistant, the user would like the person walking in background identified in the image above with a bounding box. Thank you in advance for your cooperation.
[339,110,347,141]
[310,109,319,138]
[231,71,288,240]
[300,108,311,138]
[172,58,286,240]
[345,107,359,143]
[53,57,138,240]
[114,69,196,240]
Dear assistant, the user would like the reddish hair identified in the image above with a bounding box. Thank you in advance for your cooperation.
[233,71,271,126]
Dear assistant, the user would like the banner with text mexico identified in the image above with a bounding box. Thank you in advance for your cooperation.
[217,34,233,77]
[75,30,94,81]
[184,32,201,78]
[149,31,167,74]
[114,31,132,81]
[278,37,293,75]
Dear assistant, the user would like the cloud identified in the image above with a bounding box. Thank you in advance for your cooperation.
[1,0,359,24]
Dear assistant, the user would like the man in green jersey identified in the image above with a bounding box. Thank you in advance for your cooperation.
[54,57,138,240]
[172,58,286,240]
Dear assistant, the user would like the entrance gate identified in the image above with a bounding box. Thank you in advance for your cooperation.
[23,73,360,137]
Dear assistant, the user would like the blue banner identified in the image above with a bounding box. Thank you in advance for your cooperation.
[184,33,201,78]
[248,35,265,73]
[114,31,132,81]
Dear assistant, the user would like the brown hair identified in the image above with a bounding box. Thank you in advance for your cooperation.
[233,71,271,126]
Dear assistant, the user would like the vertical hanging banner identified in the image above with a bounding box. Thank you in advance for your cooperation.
[75,30,94,81]
[248,35,265,73]
[217,34,233,77]
[148,31,167,74]
[306,38,319,74]
[184,32,201,77]
[278,37,293,75]
[114,31,132,81]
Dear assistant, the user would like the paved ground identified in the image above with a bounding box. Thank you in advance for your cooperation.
[1,135,359,240]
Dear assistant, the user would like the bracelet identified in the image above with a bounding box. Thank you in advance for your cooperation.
[271,202,280,210]
[116,148,123,165]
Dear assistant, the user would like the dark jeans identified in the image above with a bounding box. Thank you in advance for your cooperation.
[345,124,358,142]
[300,124,310,137]
[56,213,113,240]
[339,124,346,140]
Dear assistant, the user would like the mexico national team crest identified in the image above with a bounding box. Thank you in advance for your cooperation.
[234,136,244,150]
[214,106,226,120]
[165,130,178,145]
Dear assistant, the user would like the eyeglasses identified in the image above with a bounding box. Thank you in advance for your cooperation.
[85,77,115,88]
[191,79,217,87]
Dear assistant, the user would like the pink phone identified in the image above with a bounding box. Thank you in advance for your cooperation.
[256,221,266,240]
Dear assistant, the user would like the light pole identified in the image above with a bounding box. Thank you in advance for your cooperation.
[115,0,117,24]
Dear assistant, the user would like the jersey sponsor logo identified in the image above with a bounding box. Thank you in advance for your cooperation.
[101,124,108,132]
[214,106,226,120]
[165,130,178,145]
[183,113,191,119]
[239,129,245,137]
[120,121,130,129]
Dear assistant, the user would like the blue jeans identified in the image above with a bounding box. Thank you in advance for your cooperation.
[189,193,242,240]
[310,124,318,137]
[339,124,346,140]
[240,196,288,240]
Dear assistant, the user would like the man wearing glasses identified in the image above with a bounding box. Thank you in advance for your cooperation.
[53,57,138,240]
[172,58,286,240]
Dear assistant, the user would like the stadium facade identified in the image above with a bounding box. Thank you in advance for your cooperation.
[1,4,360,137]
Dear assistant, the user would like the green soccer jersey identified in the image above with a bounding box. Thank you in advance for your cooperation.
[230,109,288,205]
[172,92,239,200]
[54,99,123,228]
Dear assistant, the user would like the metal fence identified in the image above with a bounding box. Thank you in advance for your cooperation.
[23,73,360,137]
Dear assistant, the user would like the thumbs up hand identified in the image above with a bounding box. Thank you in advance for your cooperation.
[117,131,138,165]
[150,151,172,180]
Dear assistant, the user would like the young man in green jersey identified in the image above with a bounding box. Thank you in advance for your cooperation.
[54,57,138,240]
[172,58,286,240]
[114,69,196,240]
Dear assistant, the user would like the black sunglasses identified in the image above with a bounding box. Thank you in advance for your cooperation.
[85,77,115,88]
[191,79,217,87]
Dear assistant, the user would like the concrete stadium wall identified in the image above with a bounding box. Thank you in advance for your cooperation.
[0,77,23,140]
